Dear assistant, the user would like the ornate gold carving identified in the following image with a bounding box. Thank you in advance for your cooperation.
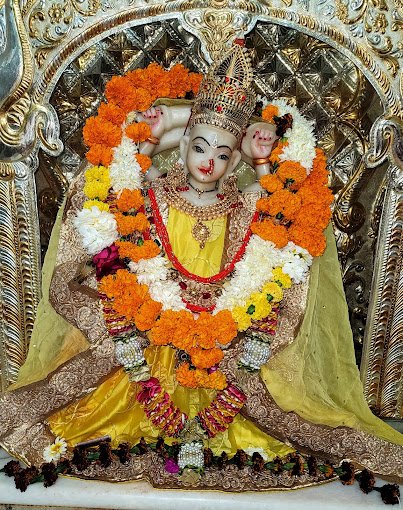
[28,0,101,67]
[0,162,15,180]
[0,174,41,390]
[183,9,252,63]
[334,0,402,77]
[0,1,34,151]
[361,187,403,417]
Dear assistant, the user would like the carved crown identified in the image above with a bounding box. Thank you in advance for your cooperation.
[189,43,256,141]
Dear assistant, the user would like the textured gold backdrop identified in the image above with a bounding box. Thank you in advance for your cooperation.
[35,19,387,366]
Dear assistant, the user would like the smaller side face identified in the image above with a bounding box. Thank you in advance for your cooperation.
[180,124,241,184]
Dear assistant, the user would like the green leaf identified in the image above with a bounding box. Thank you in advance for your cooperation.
[247,304,255,315]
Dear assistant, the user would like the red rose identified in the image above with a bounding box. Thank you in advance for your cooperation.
[92,244,125,278]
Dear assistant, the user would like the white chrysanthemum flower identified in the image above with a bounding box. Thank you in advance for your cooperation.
[243,447,269,462]
[148,280,185,311]
[43,436,67,463]
[129,256,170,284]
[129,256,185,311]
[109,136,142,192]
[282,260,308,284]
[73,207,118,255]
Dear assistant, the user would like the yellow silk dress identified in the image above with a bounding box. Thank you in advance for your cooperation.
[47,207,293,458]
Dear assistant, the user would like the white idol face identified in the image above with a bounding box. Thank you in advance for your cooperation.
[180,124,241,184]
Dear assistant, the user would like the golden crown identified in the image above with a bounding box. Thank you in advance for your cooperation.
[189,43,256,141]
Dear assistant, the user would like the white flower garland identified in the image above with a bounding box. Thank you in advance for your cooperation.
[109,135,143,192]
[258,96,317,172]
[214,235,312,312]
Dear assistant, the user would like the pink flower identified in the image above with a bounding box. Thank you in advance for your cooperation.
[92,244,125,278]
[136,378,161,403]
[165,458,180,474]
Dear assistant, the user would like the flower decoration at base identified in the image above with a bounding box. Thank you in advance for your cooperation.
[43,437,67,463]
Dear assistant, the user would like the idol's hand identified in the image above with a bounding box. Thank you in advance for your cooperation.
[250,128,277,159]
[241,122,279,163]
[138,107,165,139]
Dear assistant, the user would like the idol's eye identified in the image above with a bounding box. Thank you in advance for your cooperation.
[218,154,230,161]
[193,145,204,153]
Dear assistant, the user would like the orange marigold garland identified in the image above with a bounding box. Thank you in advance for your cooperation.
[83,62,203,159]
[116,239,160,262]
[86,144,113,167]
[254,148,333,256]
[251,219,289,249]
[116,189,144,212]
[83,117,122,147]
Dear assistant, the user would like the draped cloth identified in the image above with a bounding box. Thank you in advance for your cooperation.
[1,176,402,483]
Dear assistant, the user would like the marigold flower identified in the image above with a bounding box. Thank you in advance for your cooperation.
[83,116,122,148]
[86,144,114,167]
[262,104,279,124]
[116,239,160,262]
[126,68,150,90]
[100,269,151,320]
[276,161,307,189]
[246,292,272,320]
[175,363,198,388]
[297,184,333,207]
[262,281,283,302]
[132,87,154,112]
[167,64,190,98]
[115,212,149,236]
[83,180,110,201]
[265,189,302,220]
[135,153,152,173]
[272,267,292,289]
[188,73,203,95]
[189,347,224,369]
[125,122,152,143]
[99,269,138,298]
[116,188,144,212]
[134,299,162,331]
[259,174,284,194]
[171,311,197,351]
[213,310,238,345]
[251,219,289,248]
[150,310,194,348]
[105,76,153,113]
[293,203,332,230]
[85,165,110,184]
[200,370,227,390]
[98,103,126,126]
[288,224,327,257]
[83,199,109,212]
[269,141,288,165]
[232,306,252,332]
[193,367,227,390]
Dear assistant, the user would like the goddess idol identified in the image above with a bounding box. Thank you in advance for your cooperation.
[0,41,402,495]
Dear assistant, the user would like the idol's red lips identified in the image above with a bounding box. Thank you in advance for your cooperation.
[199,167,213,175]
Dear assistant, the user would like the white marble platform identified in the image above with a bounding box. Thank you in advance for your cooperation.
[0,449,400,510]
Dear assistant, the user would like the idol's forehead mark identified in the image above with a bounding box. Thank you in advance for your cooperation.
[192,136,232,151]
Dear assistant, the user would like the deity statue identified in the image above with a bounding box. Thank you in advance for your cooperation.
[0,42,402,496]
